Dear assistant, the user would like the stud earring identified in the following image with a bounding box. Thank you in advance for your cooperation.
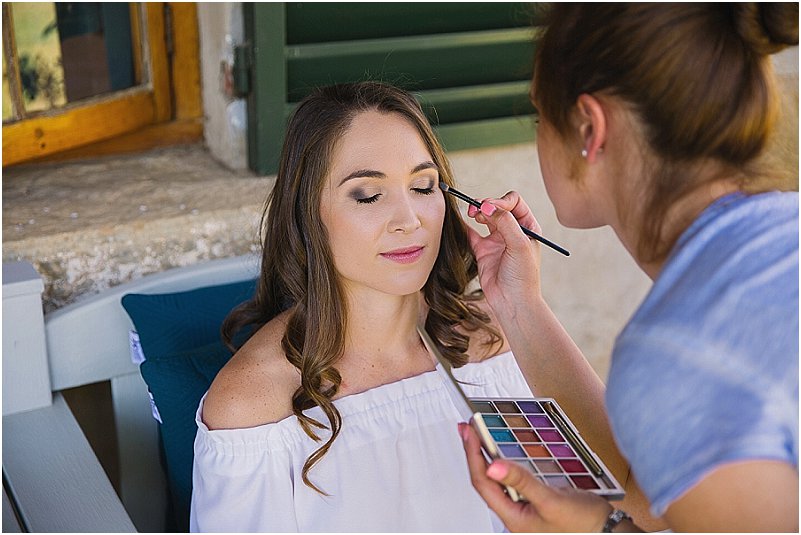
[581,149,588,158]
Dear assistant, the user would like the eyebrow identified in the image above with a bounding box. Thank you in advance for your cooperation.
[338,161,438,187]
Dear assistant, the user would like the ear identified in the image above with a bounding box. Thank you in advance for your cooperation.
[575,94,607,163]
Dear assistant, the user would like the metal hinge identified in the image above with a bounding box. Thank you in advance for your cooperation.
[232,42,252,97]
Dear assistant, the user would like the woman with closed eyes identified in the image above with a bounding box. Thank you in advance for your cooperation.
[189,81,525,532]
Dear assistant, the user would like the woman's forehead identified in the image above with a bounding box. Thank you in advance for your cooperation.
[327,111,434,177]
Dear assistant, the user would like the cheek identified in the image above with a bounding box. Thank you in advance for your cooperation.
[427,195,447,227]
[421,196,447,249]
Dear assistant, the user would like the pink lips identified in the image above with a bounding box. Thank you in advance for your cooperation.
[380,246,425,264]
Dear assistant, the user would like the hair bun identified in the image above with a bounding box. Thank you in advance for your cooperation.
[734,3,799,55]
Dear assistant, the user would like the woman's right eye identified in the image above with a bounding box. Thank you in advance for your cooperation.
[356,194,381,204]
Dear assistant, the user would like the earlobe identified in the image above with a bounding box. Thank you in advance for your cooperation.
[576,94,607,163]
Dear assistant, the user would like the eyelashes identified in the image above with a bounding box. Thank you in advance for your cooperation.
[354,186,435,204]
[356,194,380,204]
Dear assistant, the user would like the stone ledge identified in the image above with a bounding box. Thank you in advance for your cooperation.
[3,145,274,313]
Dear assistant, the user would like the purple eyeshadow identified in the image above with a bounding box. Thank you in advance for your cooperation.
[527,415,553,428]
[499,444,527,458]
[547,443,575,457]
[537,429,563,442]
[571,475,600,490]
[517,401,544,413]
[558,459,586,473]
[464,398,623,498]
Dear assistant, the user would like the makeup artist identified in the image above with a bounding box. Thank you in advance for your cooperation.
[460,3,798,532]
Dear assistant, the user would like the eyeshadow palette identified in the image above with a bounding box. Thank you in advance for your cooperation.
[470,397,624,500]
[416,325,624,502]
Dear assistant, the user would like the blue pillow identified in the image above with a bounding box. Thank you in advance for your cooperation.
[122,278,257,360]
[121,278,256,531]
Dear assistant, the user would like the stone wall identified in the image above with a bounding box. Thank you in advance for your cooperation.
[3,145,272,312]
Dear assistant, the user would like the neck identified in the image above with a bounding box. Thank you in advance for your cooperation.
[336,287,432,387]
[614,173,741,280]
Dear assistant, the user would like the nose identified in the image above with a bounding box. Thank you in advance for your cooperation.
[388,192,422,233]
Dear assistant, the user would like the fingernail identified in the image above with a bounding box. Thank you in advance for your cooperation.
[467,205,478,217]
[458,422,468,442]
[480,202,496,217]
[486,461,508,481]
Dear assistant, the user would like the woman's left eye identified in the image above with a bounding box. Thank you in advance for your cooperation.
[412,187,434,195]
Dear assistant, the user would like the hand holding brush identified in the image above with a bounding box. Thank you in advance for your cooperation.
[439,183,570,257]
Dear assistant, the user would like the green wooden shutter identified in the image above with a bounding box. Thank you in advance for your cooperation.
[241,3,539,175]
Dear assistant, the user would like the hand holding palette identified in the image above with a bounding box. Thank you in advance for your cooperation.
[417,326,624,502]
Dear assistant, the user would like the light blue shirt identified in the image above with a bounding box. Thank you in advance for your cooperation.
[606,191,799,517]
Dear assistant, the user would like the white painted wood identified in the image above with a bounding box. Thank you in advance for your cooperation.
[4,254,260,532]
[44,255,260,391]
[2,262,51,415]
[111,373,168,533]
[2,394,136,532]
[3,486,23,532]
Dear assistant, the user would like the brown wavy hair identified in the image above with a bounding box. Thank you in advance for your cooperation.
[532,3,798,262]
[221,81,500,493]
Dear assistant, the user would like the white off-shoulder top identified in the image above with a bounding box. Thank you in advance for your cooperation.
[190,351,532,532]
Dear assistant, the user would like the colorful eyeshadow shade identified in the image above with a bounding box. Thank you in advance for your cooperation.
[467,397,625,499]
[472,401,496,414]
[527,415,553,428]
[558,459,586,473]
[493,401,520,413]
[482,415,507,427]
[516,401,544,414]
[490,429,516,443]
[512,429,539,442]
[499,444,527,458]
[503,415,530,428]
[534,459,561,474]
[523,444,551,458]
[537,429,563,442]
[543,475,572,488]
[548,444,575,458]
[571,475,601,490]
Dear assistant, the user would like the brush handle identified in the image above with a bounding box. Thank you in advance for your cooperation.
[443,185,570,256]
[520,226,570,256]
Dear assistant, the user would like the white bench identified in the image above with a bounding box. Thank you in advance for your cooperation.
[2,256,259,532]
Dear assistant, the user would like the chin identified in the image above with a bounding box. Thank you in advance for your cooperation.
[555,209,599,229]
[378,266,434,297]
[385,277,429,297]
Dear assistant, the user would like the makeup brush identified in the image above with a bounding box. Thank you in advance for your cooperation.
[440,182,570,257]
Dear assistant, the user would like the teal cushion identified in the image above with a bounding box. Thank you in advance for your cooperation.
[121,278,256,531]
[121,278,257,360]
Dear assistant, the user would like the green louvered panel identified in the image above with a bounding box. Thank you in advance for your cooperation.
[244,3,539,175]
[286,2,535,43]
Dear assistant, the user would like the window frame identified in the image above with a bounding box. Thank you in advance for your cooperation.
[2,2,201,167]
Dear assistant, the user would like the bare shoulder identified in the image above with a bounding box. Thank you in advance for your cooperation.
[463,295,511,363]
[201,311,299,430]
